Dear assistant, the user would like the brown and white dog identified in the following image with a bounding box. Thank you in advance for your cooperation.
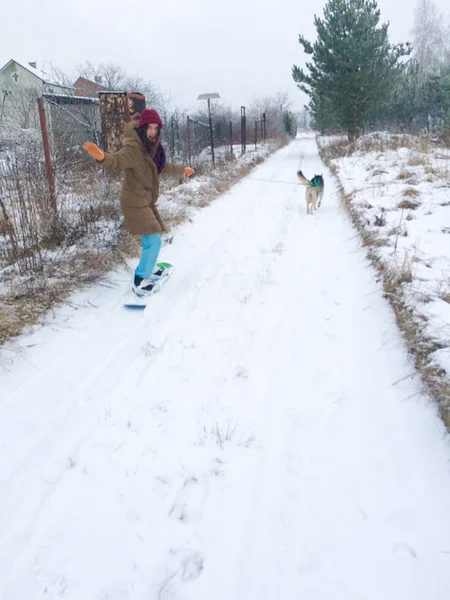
[296,170,324,214]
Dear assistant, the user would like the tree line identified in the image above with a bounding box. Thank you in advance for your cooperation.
[292,0,450,140]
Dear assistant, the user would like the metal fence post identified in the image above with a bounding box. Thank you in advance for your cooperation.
[187,116,192,167]
[37,97,57,213]
[229,121,233,157]
[207,98,215,167]
[241,106,246,155]
[170,116,175,162]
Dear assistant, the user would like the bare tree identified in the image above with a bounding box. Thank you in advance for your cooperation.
[45,63,75,89]
[248,92,292,133]
[274,92,291,115]
[0,86,41,129]
[191,97,227,123]
[76,61,125,90]
[121,74,162,107]
[411,0,449,76]
[75,61,161,108]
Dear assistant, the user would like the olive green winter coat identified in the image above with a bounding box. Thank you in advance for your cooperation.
[100,121,185,235]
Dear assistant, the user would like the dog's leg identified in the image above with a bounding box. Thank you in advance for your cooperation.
[306,190,312,215]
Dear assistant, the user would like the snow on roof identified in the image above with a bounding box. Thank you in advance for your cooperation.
[0,59,75,90]
[0,58,42,79]
[43,92,99,103]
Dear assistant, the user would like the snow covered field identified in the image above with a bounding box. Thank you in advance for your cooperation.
[318,132,450,422]
[1,133,450,600]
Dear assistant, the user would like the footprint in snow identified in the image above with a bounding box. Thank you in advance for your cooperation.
[43,575,68,596]
[180,551,205,582]
[169,476,209,524]
[154,550,204,599]
[271,242,285,254]
[392,542,418,559]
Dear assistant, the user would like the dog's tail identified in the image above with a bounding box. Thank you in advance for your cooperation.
[296,170,311,186]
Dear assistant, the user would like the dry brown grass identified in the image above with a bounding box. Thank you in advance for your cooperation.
[362,232,390,247]
[408,155,428,167]
[371,169,388,177]
[317,136,353,161]
[424,165,439,177]
[403,188,420,198]
[358,133,429,154]
[0,232,139,346]
[439,285,450,304]
[318,137,450,432]
[0,214,8,236]
[317,132,434,171]
[398,198,420,210]
[434,129,450,148]
[385,255,413,285]
[388,225,408,238]
[397,169,415,180]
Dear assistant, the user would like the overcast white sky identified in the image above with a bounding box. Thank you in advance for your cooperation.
[1,0,449,113]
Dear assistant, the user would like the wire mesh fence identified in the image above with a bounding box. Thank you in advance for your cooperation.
[32,91,272,211]
[0,90,276,229]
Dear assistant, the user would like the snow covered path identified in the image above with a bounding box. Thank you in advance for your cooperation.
[1,134,450,600]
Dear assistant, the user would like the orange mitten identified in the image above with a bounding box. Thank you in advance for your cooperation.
[83,141,105,161]
[184,167,195,177]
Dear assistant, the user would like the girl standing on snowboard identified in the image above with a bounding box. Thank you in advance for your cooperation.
[83,109,194,295]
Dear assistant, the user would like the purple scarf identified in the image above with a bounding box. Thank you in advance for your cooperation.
[153,143,166,175]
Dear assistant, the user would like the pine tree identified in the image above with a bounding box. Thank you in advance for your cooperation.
[283,111,298,138]
[388,61,424,131]
[292,0,411,140]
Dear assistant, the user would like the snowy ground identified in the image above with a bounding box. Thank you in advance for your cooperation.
[1,133,450,600]
[318,133,450,378]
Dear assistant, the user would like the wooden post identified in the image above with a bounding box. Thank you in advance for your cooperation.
[37,97,57,213]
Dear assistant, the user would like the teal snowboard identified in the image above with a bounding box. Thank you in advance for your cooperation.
[124,262,174,309]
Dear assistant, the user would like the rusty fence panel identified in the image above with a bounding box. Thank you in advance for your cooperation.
[99,91,146,153]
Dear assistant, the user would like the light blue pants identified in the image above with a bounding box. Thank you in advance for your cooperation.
[135,234,162,279]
